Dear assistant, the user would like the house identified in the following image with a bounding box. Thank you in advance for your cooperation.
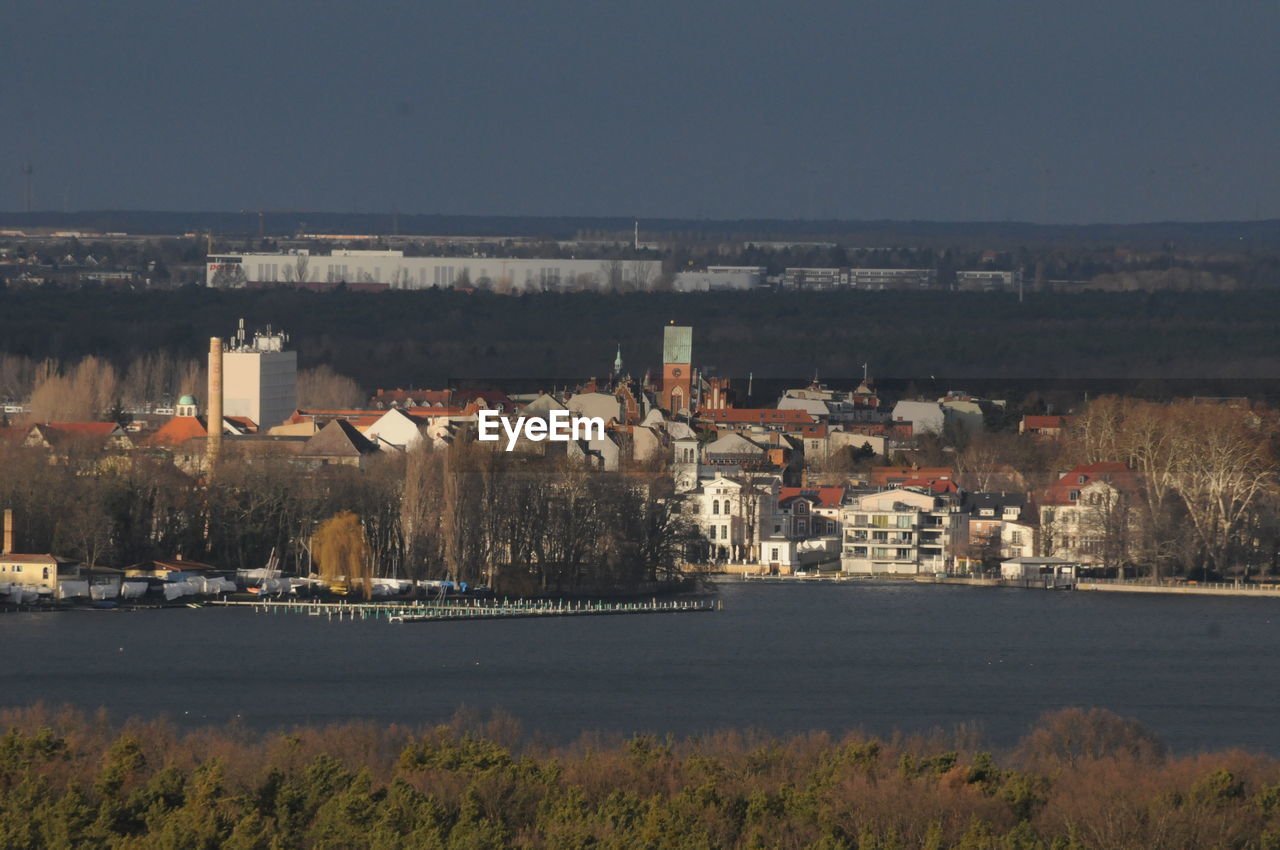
[0,554,62,596]
[839,487,959,574]
[567,433,622,470]
[704,432,770,467]
[363,408,425,451]
[957,492,1031,568]
[891,401,946,435]
[296,419,381,468]
[776,486,845,538]
[683,471,776,564]
[1000,557,1076,582]
[25,422,133,453]
[567,392,624,425]
[870,466,955,489]
[1039,462,1141,567]
[1020,415,1072,439]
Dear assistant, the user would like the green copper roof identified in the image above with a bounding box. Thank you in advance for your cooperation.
[663,326,692,364]
[177,394,196,405]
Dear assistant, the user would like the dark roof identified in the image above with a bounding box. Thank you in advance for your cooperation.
[301,419,378,457]
[962,492,1028,513]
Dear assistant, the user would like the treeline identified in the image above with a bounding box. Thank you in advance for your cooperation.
[3,704,1279,848]
[0,352,362,417]
[0,440,691,592]
[4,288,1280,391]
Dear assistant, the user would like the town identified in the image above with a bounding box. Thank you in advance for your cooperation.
[2,317,1275,608]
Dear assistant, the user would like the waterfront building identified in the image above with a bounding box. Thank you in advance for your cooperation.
[839,487,960,574]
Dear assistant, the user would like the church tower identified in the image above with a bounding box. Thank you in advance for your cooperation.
[661,324,692,415]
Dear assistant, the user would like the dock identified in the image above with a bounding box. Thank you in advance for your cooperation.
[206,597,720,623]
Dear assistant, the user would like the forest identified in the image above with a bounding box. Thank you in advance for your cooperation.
[3,287,1280,398]
[1,703,1277,848]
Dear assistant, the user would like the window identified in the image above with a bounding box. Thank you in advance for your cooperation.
[1079,475,1087,484]
[12,565,21,573]
[1069,490,1079,501]
[770,548,779,561]
[709,525,716,540]
[896,548,910,559]
[896,515,912,528]
[773,524,782,534]
[42,567,49,579]
[712,500,720,515]
[1012,531,1023,545]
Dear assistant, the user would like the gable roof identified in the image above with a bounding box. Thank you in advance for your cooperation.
[778,486,846,509]
[1041,462,1138,506]
[301,419,379,457]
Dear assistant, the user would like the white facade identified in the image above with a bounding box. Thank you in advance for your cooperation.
[892,400,946,435]
[208,250,664,292]
[839,488,958,574]
[223,332,297,430]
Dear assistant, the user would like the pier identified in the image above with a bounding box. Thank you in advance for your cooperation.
[206,596,720,622]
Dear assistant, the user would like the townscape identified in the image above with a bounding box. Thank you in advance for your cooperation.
[2,312,1275,609]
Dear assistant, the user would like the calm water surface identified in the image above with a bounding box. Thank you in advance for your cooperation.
[2,581,1276,752]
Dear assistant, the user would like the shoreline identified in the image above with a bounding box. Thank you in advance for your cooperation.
[710,572,1280,598]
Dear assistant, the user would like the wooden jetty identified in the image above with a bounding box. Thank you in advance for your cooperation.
[206,596,720,623]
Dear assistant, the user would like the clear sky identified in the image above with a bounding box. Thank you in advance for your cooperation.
[3,0,1276,223]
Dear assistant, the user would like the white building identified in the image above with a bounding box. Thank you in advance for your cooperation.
[839,487,959,574]
[223,324,297,430]
[207,250,664,292]
[891,400,946,435]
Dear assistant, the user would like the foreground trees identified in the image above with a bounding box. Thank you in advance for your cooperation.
[2,705,1278,848]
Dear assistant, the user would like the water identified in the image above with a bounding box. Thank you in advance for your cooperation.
[2,581,1277,753]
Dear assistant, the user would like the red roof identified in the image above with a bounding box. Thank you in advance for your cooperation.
[701,408,816,425]
[1041,462,1138,506]
[146,416,208,446]
[901,477,959,494]
[778,486,846,509]
[870,466,953,486]
[1023,415,1071,431]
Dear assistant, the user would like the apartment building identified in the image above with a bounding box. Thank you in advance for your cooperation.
[839,487,959,574]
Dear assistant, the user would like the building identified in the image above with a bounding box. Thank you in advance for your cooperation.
[207,250,664,292]
[848,268,937,289]
[956,270,1021,291]
[891,400,946,435]
[221,322,298,431]
[782,268,845,289]
[1039,462,1141,567]
[672,269,760,292]
[661,325,693,415]
[957,492,1031,569]
[839,487,959,574]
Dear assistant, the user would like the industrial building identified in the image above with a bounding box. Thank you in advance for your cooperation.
[206,249,664,292]
[219,321,298,431]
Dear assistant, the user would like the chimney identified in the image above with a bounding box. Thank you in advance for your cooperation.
[3,508,12,555]
[208,337,224,473]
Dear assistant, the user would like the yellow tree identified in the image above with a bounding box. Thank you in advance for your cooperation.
[311,511,371,596]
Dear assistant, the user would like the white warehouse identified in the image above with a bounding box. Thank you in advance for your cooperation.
[207,250,665,292]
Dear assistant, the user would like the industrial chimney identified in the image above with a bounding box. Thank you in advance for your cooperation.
[3,508,12,555]
[208,337,223,472]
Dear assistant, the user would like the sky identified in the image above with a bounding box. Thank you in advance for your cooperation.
[2,0,1277,223]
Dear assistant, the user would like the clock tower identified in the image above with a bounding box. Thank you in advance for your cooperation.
[661,324,693,414]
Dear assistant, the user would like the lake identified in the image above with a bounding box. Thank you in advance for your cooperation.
[2,580,1277,753]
